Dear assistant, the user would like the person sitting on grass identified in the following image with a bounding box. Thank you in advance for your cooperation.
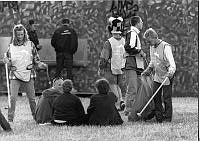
[0,109,12,132]
[35,78,64,124]
[87,78,123,126]
[52,79,87,126]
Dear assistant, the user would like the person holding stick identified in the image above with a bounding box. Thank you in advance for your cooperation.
[3,24,47,122]
[141,28,176,123]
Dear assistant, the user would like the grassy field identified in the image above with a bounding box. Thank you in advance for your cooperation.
[0,96,198,141]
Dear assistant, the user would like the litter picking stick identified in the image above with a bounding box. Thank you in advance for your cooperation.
[137,77,168,117]
[4,53,11,108]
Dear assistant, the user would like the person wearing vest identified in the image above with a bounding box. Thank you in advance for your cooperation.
[3,24,47,122]
[124,16,146,115]
[98,16,126,111]
[142,28,176,123]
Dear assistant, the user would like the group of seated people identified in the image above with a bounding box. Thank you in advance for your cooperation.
[35,78,123,126]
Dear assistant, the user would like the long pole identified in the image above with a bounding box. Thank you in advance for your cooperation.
[4,53,11,108]
[137,77,168,117]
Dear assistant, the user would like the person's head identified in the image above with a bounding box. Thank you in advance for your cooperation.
[62,18,70,25]
[130,16,143,30]
[143,28,158,46]
[95,78,110,94]
[28,19,36,31]
[108,16,123,37]
[12,24,29,46]
[62,79,73,93]
[52,78,64,91]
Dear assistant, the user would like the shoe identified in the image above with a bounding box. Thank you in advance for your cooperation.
[8,119,13,123]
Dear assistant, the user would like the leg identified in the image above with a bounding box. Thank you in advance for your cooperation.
[163,84,173,121]
[24,79,36,119]
[54,52,64,78]
[124,70,138,113]
[63,54,73,81]
[8,79,20,121]
[0,109,12,131]
[153,81,163,123]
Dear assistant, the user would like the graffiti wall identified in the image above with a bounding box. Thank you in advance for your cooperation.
[0,0,198,96]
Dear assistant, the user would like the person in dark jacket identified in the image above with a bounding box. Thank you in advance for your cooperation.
[0,109,12,132]
[87,78,123,126]
[51,18,78,81]
[35,78,64,124]
[52,79,86,126]
[26,19,42,51]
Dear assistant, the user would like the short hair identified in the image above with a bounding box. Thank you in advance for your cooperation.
[62,18,70,24]
[143,28,158,39]
[130,16,141,26]
[62,79,73,93]
[95,78,110,94]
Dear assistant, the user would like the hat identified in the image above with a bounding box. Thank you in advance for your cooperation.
[53,78,64,89]
[108,17,123,34]
[62,79,73,93]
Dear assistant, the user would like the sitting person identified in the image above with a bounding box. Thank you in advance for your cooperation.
[35,78,64,124]
[87,78,123,126]
[0,109,12,132]
[52,79,86,126]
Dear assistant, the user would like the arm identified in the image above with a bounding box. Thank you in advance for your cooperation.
[124,31,141,55]
[87,96,96,117]
[142,47,154,76]
[51,31,57,48]
[76,98,85,116]
[164,45,176,76]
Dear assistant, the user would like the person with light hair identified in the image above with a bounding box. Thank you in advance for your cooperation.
[142,28,176,123]
[3,24,47,122]
[35,78,64,124]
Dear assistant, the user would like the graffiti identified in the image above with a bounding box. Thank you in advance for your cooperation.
[0,1,19,12]
[109,0,139,33]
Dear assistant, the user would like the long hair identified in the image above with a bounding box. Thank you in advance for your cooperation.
[12,24,29,46]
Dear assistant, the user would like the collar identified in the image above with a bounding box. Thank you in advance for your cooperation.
[130,26,140,34]
[154,39,162,48]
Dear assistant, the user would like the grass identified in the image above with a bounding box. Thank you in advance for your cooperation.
[0,96,198,141]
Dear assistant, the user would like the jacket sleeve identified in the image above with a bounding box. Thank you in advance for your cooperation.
[70,29,78,54]
[124,31,141,55]
[87,96,96,117]
[51,31,57,48]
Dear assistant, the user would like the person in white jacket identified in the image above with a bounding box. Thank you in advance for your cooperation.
[142,28,176,123]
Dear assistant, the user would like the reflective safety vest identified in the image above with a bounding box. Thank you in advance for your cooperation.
[10,41,33,82]
[108,37,126,75]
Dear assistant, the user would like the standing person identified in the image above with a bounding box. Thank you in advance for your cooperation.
[124,16,146,115]
[51,18,78,81]
[3,24,47,122]
[98,16,125,110]
[87,78,123,126]
[26,19,42,51]
[142,28,176,123]
[52,79,86,126]
[35,78,64,124]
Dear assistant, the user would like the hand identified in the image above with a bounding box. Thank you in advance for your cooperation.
[141,67,152,76]
[165,72,174,79]
[38,62,48,69]
[140,50,146,58]
[36,45,42,50]
[3,57,10,64]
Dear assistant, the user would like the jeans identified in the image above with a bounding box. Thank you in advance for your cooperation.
[0,109,11,131]
[125,70,138,112]
[8,79,36,121]
[153,81,173,122]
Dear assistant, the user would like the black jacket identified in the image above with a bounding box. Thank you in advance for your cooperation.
[51,25,78,54]
[27,29,40,51]
[52,92,85,123]
[87,92,123,126]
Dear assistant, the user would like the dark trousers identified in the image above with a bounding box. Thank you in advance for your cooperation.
[0,109,12,131]
[55,52,73,80]
[153,80,173,122]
